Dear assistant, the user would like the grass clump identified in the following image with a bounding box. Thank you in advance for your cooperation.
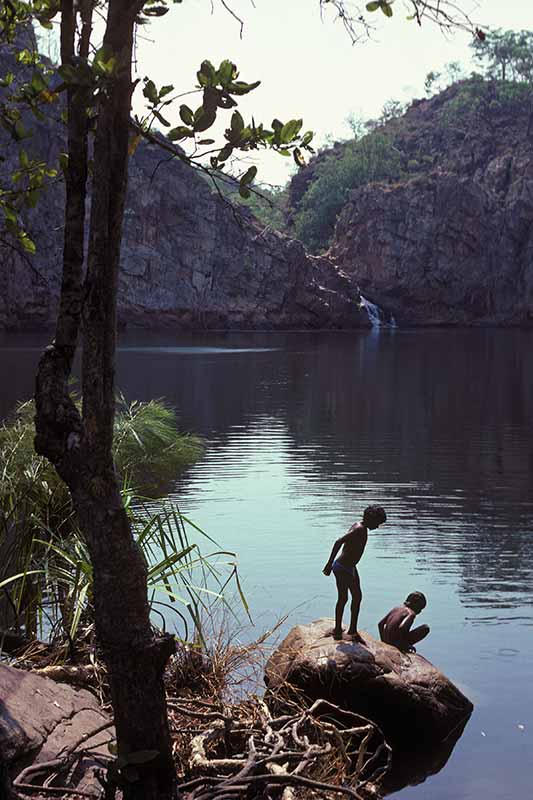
[0,395,205,645]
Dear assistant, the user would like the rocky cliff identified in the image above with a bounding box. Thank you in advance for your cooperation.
[0,142,366,331]
[330,81,533,325]
[0,35,365,332]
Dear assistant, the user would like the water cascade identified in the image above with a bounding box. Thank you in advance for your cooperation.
[360,295,397,329]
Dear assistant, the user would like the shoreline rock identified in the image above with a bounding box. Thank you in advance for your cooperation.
[265,618,473,748]
[0,663,113,797]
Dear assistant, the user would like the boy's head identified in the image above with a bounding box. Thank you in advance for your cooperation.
[363,505,387,530]
[405,591,427,614]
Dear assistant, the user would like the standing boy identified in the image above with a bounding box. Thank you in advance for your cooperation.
[323,505,387,642]
[378,591,430,652]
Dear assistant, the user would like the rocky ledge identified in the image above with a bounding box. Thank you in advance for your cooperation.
[265,618,473,748]
[0,663,113,798]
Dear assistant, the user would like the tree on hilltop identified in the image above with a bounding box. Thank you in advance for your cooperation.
[471,28,533,83]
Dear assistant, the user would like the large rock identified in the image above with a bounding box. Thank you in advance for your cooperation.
[265,618,473,748]
[0,663,113,797]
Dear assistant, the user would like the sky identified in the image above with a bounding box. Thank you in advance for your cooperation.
[133,0,533,186]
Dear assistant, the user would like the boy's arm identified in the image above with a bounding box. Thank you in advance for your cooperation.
[399,610,415,633]
[323,534,348,575]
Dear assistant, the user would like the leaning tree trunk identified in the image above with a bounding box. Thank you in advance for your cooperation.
[35,2,176,798]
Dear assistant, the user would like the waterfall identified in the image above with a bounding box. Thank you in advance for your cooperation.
[360,295,397,329]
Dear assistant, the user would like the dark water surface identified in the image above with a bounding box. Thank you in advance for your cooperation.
[1,329,532,798]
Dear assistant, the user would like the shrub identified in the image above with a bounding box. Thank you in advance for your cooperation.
[292,133,402,252]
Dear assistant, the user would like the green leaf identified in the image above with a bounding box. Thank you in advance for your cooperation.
[13,120,27,140]
[227,80,260,96]
[0,570,42,591]
[143,79,158,104]
[240,165,257,186]
[197,138,215,145]
[19,149,29,169]
[3,206,18,225]
[233,567,252,622]
[217,59,235,87]
[159,84,174,98]
[197,60,216,87]
[366,1,380,10]
[280,118,302,144]
[143,5,169,15]
[238,185,251,199]
[193,108,216,132]
[217,143,233,162]
[179,105,194,126]
[231,111,244,132]
[168,126,193,140]
[301,130,314,146]
[58,152,69,172]
[30,71,47,93]
[94,46,116,75]
[381,2,393,16]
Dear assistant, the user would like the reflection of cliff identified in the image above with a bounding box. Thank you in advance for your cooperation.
[113,329,533,612]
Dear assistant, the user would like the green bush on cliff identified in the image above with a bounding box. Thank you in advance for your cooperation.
[238,184,290,234]
[441,78,532,127]
[291,133,402,252]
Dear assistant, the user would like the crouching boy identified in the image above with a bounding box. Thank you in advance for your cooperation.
[378,592,430,652]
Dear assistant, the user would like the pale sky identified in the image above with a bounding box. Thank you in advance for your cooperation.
[133,0,533,185]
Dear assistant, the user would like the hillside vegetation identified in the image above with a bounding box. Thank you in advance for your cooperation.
[245,29,533,255]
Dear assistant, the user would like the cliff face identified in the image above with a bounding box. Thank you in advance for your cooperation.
[0,32,365,332]
[117,146,366,330]
[310,81,533,325]
[0,141,365,331]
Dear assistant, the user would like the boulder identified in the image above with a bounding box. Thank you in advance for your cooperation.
[0,663,113,797]
[265,618,473,748]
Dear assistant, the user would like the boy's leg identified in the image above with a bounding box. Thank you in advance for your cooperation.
[347,570,363,641]
[334,573,348,639]
[408,624,430,647]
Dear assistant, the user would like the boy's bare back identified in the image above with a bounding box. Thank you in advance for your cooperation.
[380,606,414,648]
[336,523,368,567]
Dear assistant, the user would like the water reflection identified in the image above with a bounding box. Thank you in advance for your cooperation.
[382,715,471,796]
[2,330,532,618]
[113,330,533,618]
[1,329,532,800]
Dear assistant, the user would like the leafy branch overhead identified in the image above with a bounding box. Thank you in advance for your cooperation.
[139,58,314,198]
[0,0,484,247]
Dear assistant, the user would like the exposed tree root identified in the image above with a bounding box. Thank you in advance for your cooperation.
[172,696,391,799]
[11,696,390,799]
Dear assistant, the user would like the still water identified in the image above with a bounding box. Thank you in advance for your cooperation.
[1,329,532,799]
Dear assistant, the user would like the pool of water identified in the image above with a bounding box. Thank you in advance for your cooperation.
[1,328,532,798]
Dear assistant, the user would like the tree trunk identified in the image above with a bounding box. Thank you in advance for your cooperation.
[35,2,177,797]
